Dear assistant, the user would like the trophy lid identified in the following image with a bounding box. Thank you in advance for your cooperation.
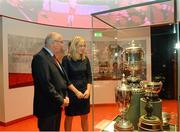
[125,40,143,52]
[118,74,130,91]
[121,73,127,84]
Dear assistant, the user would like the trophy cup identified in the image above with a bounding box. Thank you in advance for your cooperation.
[121,40,145,129]
[140,81,163,119]
[114,74,134,131]
[139,81,163,131]
[107,43,123,79]
[122,40,145,84]
[140,81,162,101]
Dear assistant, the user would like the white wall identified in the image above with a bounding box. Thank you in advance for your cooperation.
[0,17,5,123]
[1,16,92,123]
[93,80,118,104]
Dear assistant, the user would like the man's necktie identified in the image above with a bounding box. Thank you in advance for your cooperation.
[53,55,64,74]
[53,55,70,82]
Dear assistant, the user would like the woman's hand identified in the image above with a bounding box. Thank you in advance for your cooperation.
[83,90,90,99]
[75,91,84,99]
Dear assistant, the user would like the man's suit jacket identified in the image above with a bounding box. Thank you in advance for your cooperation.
[31,48,70,118]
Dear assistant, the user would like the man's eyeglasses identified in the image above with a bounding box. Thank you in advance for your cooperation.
[55,40,64,44]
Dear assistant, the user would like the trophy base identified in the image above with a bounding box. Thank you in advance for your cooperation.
[114,120,134,131]
[163,123,170,131]
[138,115,162,131]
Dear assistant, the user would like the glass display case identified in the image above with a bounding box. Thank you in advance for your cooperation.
[91,0,179,131]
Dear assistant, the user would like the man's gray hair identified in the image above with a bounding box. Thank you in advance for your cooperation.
[45,32,62,46]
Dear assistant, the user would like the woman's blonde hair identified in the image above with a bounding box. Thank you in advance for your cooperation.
[69,36,86,61]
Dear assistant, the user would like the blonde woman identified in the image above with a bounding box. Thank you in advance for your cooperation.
[62,36,92,131]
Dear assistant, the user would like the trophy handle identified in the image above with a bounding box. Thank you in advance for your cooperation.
[159,81,163,89]
[121,50,125,55]
[121,50,125,62]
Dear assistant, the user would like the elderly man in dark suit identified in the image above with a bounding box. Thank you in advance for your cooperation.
[31,32,69,131]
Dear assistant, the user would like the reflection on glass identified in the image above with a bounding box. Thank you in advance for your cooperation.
[94,1,174,29]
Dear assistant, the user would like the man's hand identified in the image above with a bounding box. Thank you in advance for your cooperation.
[62,96,69,107]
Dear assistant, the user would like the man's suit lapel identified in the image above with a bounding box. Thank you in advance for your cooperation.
[59,63,69,81]
[41,48,65,77]
[42,48,58,68]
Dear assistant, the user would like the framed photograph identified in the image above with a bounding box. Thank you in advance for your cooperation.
[8,34,44,88]
[8,34,70,88]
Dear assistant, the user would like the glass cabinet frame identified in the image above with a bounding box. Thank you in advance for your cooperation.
[91,0,179,131]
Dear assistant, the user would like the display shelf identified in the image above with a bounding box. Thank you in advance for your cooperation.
[101,115,177,131]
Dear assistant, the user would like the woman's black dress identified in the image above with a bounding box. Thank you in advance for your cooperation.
[62,56,92,116]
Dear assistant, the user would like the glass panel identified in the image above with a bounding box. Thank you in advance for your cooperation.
[177,23,180,131]
[92,28,119,131]
[92,0,174,29]
[177,0,180,21]
[92,0,179,131]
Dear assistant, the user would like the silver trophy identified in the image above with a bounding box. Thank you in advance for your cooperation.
[139,81,163,131]
[121,40,145,129]
[114,74,134,131]
[122,40,144,84]
[140,81,162,101]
